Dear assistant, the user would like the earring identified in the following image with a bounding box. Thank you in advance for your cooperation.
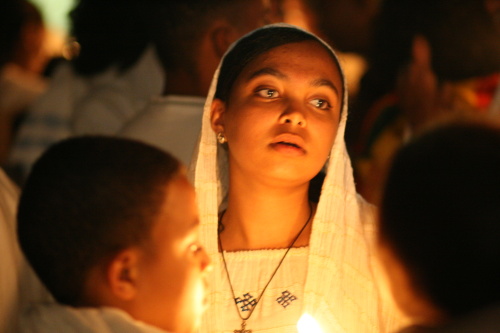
[217,132,227,144]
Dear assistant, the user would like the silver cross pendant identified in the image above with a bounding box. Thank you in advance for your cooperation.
[234,320,251,333]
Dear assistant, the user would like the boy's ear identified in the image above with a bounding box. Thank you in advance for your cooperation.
[210,98,227,134]
[411,35,432,69]
[107,249,140,301]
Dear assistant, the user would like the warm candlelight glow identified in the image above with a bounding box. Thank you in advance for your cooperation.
[297,313,323,333]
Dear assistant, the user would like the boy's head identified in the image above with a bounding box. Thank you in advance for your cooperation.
[154,0,282,97]
[17,136,211,333]
[378,120,500,325]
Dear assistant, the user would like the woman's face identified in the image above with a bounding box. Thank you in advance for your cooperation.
[211,40,343,185]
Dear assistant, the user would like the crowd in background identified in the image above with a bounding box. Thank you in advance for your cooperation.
[1,0,499,332]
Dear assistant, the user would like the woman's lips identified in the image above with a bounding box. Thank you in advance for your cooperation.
[270,133,306,155]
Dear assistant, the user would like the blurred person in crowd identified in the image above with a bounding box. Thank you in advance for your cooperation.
[0,0,48,166]
[303,0,380,55]
[8,0,282,183]
[349,0,500,204]
[6,0,165,184]
[378,119,500,332]
[300,0,382,97]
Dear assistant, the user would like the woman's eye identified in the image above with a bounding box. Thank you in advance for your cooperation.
[256,88,280,99]
[309,98,331,110]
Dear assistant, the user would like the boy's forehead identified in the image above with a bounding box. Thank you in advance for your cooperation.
[153,175,198,237]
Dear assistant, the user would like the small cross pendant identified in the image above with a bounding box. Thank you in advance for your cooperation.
[234,320,251,333]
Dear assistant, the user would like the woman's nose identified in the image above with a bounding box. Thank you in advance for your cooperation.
[279,101,307,127]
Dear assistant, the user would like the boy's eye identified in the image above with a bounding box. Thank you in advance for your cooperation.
[256,88,280,99]
[309,98,331,110]
[189,243,203,253]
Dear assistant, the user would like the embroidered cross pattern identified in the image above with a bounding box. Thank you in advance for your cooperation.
[235,293,257,312]
[276,290,297,308]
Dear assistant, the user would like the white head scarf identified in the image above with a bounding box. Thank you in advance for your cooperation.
[190,24,404,332]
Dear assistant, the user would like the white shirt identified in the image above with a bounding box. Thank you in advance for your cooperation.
[7,47,164,184]
[0,170,51,333]
[19,304,170,333]
[120,95,206,165]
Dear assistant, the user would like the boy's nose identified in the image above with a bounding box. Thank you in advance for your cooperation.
[201,248,213,272]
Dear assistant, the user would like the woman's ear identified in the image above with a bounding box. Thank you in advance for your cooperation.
[107,249,140,301]
[210,98,227,134]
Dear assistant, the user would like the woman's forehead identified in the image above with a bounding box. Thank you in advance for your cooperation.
[236,40,343,89]
[246,40,338,66]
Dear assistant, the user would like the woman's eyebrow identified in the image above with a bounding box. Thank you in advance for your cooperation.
[246,67,287,81]
[311,78,340,97]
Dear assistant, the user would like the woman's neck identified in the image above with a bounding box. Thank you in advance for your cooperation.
[219,175,315,251]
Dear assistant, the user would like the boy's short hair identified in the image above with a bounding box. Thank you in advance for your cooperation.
[153,0,265,75]
[17,136,180,306]
[380,120,500,316]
